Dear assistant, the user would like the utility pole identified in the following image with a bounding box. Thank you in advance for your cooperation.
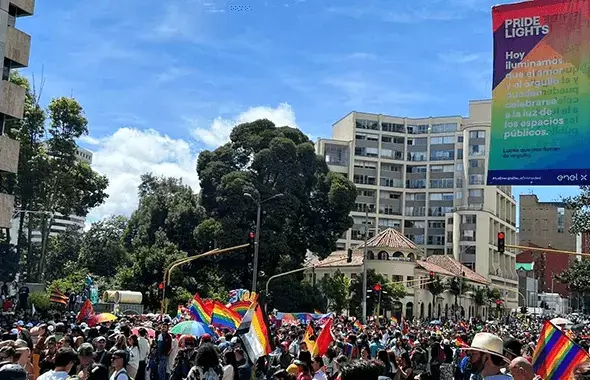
[362,208,369,324]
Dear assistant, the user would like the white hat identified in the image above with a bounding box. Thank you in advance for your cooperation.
[462,332,509,362]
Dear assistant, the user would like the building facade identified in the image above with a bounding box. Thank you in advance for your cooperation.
[9,146,93,244]
[0,0,34,235]
[316,100,519,303]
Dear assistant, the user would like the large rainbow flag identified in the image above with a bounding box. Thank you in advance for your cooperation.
[189,293,211,325]
[229,300,253,317]
[533,321,590,380]
[211,301,242,330]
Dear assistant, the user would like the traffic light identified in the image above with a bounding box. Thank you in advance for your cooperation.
[157,282,165,300]
[248,232,255,254]
[347,248,353,263]
[497,232,505,253]
[373,283,382,292]
[429,271,435,281]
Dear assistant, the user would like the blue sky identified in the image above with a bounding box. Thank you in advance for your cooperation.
[17,0,578,221]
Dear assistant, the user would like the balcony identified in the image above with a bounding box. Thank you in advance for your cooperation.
[6,26,31,67]
[0,135,19,173]
[0,80,25,119]
[9,0,35,16]
[0,193,15,229]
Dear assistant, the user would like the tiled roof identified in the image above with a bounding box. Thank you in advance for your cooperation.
[305,251,363,268]
[415,260,456,277]
[425,255,490,285]
[356,228,418,250]
[516,263,534,271]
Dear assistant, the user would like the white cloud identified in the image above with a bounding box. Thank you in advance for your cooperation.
[85,128,200,222]
[191,102,298,148]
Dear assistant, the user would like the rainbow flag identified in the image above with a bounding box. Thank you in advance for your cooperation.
[391,316,398,324]
[314,309,321,314]
[211,301,242,330]
[240,302,271,361]
[230,300,252,317]
[189,293,211,325]
[533,321,590,380]
[353,320,363,331]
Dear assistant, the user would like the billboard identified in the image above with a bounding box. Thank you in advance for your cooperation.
[488,0,590,185]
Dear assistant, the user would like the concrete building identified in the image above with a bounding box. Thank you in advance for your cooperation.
[516,262,538,308]
[315,100,519,306]
[9,147,93,244]
[0,0,35,235]
[306,228,497,319]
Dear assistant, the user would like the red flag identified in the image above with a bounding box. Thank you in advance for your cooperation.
[311,317,333,357]
[77,300,95,323]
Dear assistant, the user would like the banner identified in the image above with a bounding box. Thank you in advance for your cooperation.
[228,289,257,304]
[488,0,590,185]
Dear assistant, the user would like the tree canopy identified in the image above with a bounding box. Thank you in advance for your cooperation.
[349,269,406,317]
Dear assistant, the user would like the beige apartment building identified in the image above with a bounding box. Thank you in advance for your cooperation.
[314,100,519,308]
[0,0,35,234]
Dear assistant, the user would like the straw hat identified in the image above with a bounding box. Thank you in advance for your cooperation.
[462,332,509,362]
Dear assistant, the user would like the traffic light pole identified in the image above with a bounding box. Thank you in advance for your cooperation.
[161,243,249,315]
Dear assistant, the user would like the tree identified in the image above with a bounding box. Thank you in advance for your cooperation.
[563,187,590,234]
[318,270,351,314]
[79,216,129,278]
[427,275,445,318]
[556,260,590,311]
[473,287,487,317]
[196,119,357,290]
[448,276,471,306]
[349,269,406,317]
[45,226,83,281]
[269,276,326,313]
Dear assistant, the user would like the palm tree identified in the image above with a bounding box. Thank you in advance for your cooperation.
[473,287,487,317]
[427,275,445,319]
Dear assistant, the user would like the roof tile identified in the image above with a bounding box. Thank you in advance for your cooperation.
[425,255,490,285]
[356,228,418,250]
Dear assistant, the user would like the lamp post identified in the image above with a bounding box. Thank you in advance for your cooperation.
[244,192,284,293]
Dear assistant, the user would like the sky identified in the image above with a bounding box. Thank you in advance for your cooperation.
[17,0,579,224]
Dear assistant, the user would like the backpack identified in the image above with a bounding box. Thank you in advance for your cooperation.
[196,365,222,380]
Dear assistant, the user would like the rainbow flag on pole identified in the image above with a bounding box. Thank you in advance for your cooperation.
[189,293,211,325]
[533,321,590,380]
[229,300,252,317]
[211,301,242,330]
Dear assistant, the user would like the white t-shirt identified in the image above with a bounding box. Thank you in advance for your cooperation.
[37,370,70,380]
[138,336,150,361]
[128,346,140,369]
[222,364,235,380]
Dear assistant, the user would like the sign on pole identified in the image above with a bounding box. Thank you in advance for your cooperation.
[488,0,590,185]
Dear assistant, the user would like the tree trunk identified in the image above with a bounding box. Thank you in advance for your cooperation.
[16,210,25,265]
[38,213,53,281]
[26,213,33,280]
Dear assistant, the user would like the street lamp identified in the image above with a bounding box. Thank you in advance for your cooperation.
[244,192,284,293]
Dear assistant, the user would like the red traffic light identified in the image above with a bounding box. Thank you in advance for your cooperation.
[249,232,255,239]
[429,271,434,278]
[498,232,505,240]
[374,283,382,292]
[158,282,164,289]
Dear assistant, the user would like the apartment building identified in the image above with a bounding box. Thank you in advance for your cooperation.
[0,0,35,235]
[518,194,576,297]
[316,100,519,300]
[9,146,93,244]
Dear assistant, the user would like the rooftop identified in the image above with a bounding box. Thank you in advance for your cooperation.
[425,255,490,285]
[356,228,418,251]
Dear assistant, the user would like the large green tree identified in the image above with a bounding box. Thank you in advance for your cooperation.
[45,226,83,281]
[319,270,351,315]
[349,269,406,317]
[5,73,109,280]
[79,216,129,278]
[196,119,357,294]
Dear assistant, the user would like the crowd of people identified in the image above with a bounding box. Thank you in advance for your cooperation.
[0,310,589,380]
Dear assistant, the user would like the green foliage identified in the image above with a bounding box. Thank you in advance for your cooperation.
[45,227,83,281]
[563,187,590,234]
[427,275,445,299]
[556,260,590,293]
[29,292,51,314]
[196,120,356,290]
[49,269,88,293]
[318,270,351,315]
[448,277,471,305]
[79,216,129,278]
[269,276,326,312]
[349,269,406,317]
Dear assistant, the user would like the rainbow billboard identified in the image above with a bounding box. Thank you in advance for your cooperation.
[488,0,590,185]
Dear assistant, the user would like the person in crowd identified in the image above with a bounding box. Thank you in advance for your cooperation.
[340,360,384,380]
[93,337,112,369]
[111,350,130,380]
[311,355,327,380]
[127,335,140,378]
[156,322,172,380]
[0,363,28,380]
[136,328,150,380]
[37,347,78,380]
[87,363,110,380]
[186,343,222,380]
[222,350,239,380]
[508,357,535,380]
[465,332,512,380]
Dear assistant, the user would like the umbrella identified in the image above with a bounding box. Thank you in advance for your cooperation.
[550,317,572,326]
[430,320,442,325]
[132,327,156,338]
[88,313,118,326]
[170,321,212,337]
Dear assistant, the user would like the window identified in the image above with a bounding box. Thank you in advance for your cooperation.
[557,207,565,233]
[469,130,486,139]
[379,218,401,228]
[355,132,379,141]
[427,235,445,245]
[355,147,379,157]
[405,234,425,244]
[354,175,376,185]
[430,150,455,161]
[406,276,414,286]
[429,192,454,201]
[382,135,404,144]
[407,137,427,145]
[431,136,455,144]
[360,190,376,197]
[382,122,405,133]
[469,189,483,197]
[381,204,401,215]
[324,144,349,166]
[456,163,464,172]
[381,149,404,160]
[469,144,485,157]
[405,206,426,216]
[355,203,375,213]
[405,220,425,228]
[456,191,463,199]
[356,119,379,130]
[458,136,464,143]
[408,151,428,161]
[381,177,404,187]
[456,178,464,188]
[428,220,445,229]
[354,160,377,169]
[407,125,429,134]
[392,275,403,283]
[406,179,426,189]
[407,166,427,173]
[381,163,402,172]
[461,215,477,224]
[469,174,485,185]
[431,164,454,173]
[380,191,402,199]
[429,206,453,216]
[430,179,454,188]
[431,123,457,133]
[457,149,463,159]
[406,193,426,201]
